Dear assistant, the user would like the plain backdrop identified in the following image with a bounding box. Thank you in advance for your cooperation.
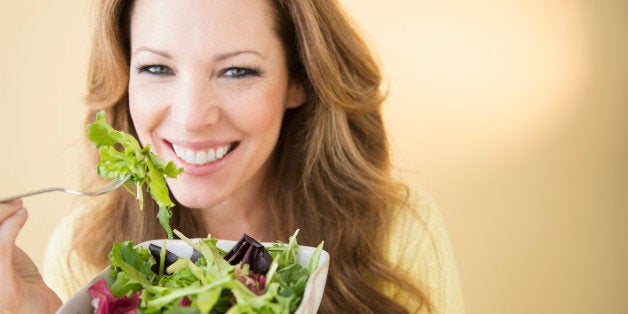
[0,1,626,313]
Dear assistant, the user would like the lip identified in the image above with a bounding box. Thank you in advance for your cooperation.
[168,139,236,150]
[164,139,239,176]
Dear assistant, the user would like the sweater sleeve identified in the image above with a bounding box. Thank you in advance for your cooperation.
[41,206,102,302]
[386,190,466,313]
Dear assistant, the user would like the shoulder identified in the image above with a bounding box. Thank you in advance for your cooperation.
[385,189,466,313]
[42,205,101,302]
[386,190,450,269]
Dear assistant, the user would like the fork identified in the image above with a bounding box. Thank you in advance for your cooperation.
[0,174,131,203]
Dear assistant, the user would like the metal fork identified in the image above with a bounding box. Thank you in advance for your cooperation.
[0,174,131,203]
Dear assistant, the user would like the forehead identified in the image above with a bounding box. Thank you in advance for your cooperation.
[129,0,279,54]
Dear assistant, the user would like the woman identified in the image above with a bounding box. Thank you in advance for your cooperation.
[0,0,464,313]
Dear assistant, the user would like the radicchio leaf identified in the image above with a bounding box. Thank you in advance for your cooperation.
[88,278,141,314]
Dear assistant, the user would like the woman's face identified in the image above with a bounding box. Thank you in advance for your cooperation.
[128,0,305,211]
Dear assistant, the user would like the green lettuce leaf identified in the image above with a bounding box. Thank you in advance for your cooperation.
[108,241,155,296]
[87,110,183,238]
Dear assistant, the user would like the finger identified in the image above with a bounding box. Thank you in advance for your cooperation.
[13,246,44,284]
[3,198,23,206]
[0,200,24,222]
[0,207,28,278]
[0,207,28,251]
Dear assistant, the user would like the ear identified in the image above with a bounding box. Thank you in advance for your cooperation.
[285,80,307,109]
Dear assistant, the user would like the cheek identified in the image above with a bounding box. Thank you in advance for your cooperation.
[128,92,147,140]
[128,83,166,143]
[228,82,289,134]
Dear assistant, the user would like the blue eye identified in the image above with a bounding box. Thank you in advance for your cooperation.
[137,64,173,75]
[222,67,261,78]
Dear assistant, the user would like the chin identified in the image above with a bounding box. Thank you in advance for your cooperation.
[172,193,206,209]
[170,189,219,210]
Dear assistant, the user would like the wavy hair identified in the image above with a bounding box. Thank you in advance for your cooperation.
[72,0,431,312]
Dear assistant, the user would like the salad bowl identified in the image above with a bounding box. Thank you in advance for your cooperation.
[57,238,330,314]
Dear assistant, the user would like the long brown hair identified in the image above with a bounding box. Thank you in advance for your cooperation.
[73,0,431,312]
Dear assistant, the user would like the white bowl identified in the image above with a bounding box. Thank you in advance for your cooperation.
[57,239,329,314]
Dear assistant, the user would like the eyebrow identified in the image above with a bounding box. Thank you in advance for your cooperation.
[132,46,264,61]
[133,46,173,59]
[213,50,265,61]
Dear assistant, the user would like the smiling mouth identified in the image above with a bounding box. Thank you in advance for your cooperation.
[172,142,237,165]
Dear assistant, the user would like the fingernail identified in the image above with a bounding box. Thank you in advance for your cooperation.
[16,208,27,215]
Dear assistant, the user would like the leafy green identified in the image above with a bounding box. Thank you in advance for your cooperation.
[267,230,300,269]
[87,110,183,238]
[308,242,325,275]
[108,241,156,296]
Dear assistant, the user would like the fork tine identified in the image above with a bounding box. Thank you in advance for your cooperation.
[74,174,131,196]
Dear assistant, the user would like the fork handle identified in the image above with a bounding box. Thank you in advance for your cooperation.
[0,188,67,203]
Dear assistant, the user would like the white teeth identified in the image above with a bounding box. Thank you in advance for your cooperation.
[185,150,194,162]
[195,151,207,164]
[173,143,232,165]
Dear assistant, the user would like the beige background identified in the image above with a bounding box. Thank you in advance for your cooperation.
[1,1,626,313]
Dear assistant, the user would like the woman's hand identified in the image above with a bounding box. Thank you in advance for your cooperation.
[0,200,62,314]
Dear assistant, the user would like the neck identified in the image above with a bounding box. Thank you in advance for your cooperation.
[199,179,275,242]
[201,206,273,242]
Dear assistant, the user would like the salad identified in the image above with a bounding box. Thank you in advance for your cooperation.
[84,111,326,313]
[88,230,324,313]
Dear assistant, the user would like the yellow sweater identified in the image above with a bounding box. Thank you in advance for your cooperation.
[42,190,465,313]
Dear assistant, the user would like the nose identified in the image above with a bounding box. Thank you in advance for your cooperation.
[170,78,219,133]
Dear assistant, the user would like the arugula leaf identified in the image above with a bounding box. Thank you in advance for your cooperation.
[267,230,300,269]
[87,110,183,238]
[308,241,325,274]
